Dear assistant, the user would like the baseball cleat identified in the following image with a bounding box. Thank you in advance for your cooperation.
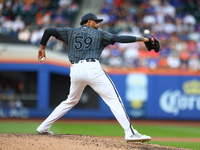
[36,129,54,135]
[125,133,151,143]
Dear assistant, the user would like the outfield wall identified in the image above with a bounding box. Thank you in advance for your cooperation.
[0,63,200,120]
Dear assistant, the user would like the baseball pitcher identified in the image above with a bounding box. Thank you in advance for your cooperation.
[37,13,160,142]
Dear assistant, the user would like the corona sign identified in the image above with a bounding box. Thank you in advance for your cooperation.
[146,77,200,120]
[159,90,200,115]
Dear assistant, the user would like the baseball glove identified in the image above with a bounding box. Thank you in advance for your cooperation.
[144,36,161,53]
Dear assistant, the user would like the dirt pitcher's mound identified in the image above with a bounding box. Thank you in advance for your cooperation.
[0,133,188,150]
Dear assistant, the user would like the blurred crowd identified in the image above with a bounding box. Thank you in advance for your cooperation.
[1,0,200,71]
[0,0,80,51]
[0,83,23,109]
[98,0,200,71]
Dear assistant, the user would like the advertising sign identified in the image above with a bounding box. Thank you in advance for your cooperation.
[146,76,200,120]
[126,73,148,118]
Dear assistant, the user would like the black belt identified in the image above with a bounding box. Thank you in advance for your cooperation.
[71,58,96,64]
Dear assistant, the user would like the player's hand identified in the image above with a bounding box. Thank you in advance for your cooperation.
[38,45,46,60]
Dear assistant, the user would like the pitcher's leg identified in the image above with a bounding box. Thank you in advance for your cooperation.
[36,82,86,133]
[89,72,136,136]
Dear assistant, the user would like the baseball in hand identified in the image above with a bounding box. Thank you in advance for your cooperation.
[144,29,150,35]
[40,57,45,62]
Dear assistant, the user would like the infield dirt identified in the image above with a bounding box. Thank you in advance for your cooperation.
[0,133,191,150]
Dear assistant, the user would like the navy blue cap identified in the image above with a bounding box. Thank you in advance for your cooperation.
[80,13,103,25]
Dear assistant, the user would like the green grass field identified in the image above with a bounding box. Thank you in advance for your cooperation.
[0,120,200,150]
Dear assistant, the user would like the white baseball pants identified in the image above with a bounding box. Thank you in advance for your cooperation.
[37,60,137,136]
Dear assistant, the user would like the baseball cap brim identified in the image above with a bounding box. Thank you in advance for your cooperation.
[93,19,103,23]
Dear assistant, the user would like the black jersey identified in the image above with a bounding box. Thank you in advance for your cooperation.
[56,25,115,62]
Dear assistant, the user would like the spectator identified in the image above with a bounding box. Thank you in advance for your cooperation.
[18,27,31,42]
[166,53,181,69]
[30,29,40,45]
[12,16,25,33]
[183,13,196,26]
[188,53,200,71]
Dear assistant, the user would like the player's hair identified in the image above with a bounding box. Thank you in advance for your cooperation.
[81,20,88,25]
